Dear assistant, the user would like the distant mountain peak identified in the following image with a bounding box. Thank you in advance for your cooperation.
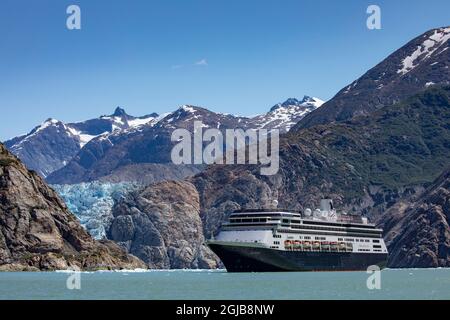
[271,96,324,112]
[112,107,127,117]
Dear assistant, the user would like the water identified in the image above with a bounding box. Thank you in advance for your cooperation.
[0,268,449,300]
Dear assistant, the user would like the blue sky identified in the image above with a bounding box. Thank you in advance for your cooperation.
[1,0,449,140]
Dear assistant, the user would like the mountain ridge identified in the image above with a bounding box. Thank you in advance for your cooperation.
[295,26,450,130]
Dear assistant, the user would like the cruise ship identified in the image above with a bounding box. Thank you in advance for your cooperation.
[206,200,388,272]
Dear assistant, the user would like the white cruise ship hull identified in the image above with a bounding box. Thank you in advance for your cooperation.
[207,241,388,272]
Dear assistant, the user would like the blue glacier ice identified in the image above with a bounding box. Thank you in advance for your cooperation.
[52,182,138,239]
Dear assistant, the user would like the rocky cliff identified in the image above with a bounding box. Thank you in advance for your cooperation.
[107,180,220,269]
[379,168,450,267]
[0,143,146,271]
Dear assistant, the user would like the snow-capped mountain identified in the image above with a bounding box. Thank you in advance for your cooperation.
[45,97,322,184]
[296,26,450,130]
[4,107,159,177]
[250,96,324,132]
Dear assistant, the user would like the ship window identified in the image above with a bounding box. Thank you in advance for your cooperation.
[373,239,380,243]
[282,219,289,223]
[373,245,382,249]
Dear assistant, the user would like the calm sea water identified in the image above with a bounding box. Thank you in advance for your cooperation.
[0,268,449,300]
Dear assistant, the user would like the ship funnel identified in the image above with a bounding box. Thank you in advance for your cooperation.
[320,199,333,212]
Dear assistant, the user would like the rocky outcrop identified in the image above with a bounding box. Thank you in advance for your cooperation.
[107,180,219,269]
[0,143,146,271]
[379,168,450,267]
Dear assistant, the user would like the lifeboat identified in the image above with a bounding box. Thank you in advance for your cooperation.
[321,241,330,250]
[312,241,320,250]
[284,240,293,250]
[303,241,312,250]
[293,240,302,250]
[330,242,338,251]
[339,242,346,251]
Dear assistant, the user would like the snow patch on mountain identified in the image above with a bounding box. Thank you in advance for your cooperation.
[66,126,105,148]
[251,96,325,132]
[398,27,450,75]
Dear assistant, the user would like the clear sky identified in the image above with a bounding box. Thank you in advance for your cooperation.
[1,0,449,140]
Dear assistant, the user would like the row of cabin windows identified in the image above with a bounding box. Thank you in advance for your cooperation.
[280,219,377,230]
[289,224,380,235]
[230,219,380,236]
[275,228,382,239]
[230,218,268,223]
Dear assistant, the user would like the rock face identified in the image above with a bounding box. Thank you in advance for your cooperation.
[380,168,450,268]
[296,27,450,130]
[0,143,146,271]
[107,180,219,269]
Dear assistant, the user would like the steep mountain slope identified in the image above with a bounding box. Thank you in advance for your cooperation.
[4,107,158,177]
[380,167,450,267]
[296,26,450,130]
[47,99,320,185]
[0,143,145,271]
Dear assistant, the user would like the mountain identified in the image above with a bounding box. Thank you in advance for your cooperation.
[250,96,324,132]
[0,143,146,271]
[380,167,450,267]
[3,107,159,178]
[46,99,321,185]
[295,26,450,130]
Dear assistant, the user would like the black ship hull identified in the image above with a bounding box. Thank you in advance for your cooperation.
[208,243,388,272]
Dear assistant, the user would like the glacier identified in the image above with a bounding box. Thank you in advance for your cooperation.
[52,182,138,239]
